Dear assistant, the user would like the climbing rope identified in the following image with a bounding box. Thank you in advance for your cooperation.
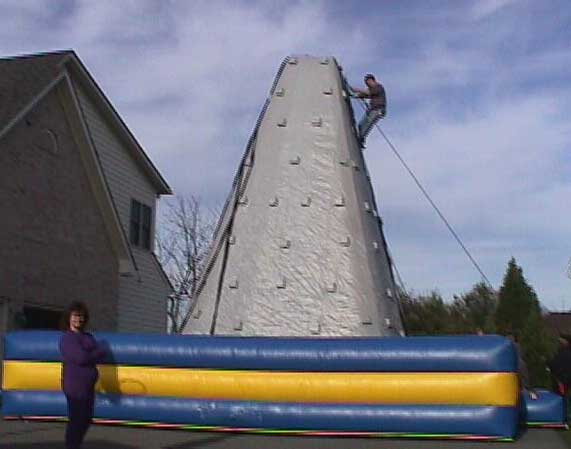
[355,99,493,289]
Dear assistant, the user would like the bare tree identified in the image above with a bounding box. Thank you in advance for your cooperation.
[157,195,217,333]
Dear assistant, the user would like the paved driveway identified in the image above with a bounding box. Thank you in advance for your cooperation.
[0,420,568,449]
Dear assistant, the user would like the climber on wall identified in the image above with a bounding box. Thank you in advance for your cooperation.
[349,73,386,147]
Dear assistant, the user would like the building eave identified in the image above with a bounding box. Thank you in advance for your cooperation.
[60,52,173,196]
[58,73,137,274]
[151,251,175,292]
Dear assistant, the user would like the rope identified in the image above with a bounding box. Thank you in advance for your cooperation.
[339,72,406,334]
[355,99,493,288]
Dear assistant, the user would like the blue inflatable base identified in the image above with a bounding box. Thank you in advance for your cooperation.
[4,331,517,372]
[2,391,519,439]
[524,390,567,428]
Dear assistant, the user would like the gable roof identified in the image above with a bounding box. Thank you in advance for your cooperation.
[0,50,71,129]
[0,51,136,274]
[0,50,172,195]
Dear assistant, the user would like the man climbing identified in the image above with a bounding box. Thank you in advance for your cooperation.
[349,73,386,146]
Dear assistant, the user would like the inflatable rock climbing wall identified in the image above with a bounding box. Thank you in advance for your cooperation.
[184,56,403,336]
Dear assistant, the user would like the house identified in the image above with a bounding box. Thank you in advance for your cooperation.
[545,312,571,340]
[0,50,173,349]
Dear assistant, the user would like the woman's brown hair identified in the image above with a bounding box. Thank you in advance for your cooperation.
[60,301,90,330]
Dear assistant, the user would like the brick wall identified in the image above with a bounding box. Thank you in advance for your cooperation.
[0,85,119,331]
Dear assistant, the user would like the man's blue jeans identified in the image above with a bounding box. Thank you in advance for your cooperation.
[358,108,385,142]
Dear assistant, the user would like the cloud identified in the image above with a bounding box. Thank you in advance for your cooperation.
[471,0,520,20]
[1,0,569,309]
[47,0,376,202]
[371,88,570,302]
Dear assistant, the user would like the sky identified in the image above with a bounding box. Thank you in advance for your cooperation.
[1,0,570,309]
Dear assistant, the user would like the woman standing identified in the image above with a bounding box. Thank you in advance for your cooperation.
[59,301,107,449]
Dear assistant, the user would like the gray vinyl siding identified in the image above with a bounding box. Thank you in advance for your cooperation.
[75,85,169,333]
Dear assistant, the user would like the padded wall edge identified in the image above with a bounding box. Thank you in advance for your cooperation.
[1,391,519,438]
[3,361,519,406]
[4,331,517,372]
[524,389,567,425]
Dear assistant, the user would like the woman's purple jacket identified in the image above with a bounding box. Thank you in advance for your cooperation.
[59,331,106,399]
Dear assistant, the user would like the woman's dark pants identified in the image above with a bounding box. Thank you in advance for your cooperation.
[65,395,94,449]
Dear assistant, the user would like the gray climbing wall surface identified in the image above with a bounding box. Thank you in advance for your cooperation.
[184,55,404,336]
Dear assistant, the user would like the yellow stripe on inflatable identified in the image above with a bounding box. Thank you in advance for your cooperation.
[2,361,518,406]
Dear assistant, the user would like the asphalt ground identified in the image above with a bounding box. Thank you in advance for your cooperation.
[0,419,568,449]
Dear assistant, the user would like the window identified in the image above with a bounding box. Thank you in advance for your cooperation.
[130,200,141,246]
[22,306,62,330]
[130,199,152,250]
[141,204,152,250]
